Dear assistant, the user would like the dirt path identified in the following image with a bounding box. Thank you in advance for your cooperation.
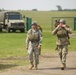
[0,51,76,75]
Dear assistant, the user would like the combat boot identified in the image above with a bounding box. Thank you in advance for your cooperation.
[35,64,38,70]
[29,63,34,70]
[61,63,66,70]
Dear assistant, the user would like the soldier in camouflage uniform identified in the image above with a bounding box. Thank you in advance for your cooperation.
[26,21,42,70]
[52,19,72,70]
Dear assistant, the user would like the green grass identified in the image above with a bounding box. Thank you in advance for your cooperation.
[0,31,76,58]
[0,33,27,58]
[69,37,76,51]
[20,11,76,30]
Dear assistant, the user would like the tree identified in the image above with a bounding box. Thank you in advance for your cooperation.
[56,5,62,11]
[0,9,1,12]
[32,9,38,11]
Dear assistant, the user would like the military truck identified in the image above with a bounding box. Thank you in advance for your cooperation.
[0,11,25,32]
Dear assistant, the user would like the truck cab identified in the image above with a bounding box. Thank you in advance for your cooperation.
[5,12,25,32]
[0,11,25,32]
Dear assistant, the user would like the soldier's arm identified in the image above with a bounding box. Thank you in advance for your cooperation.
[39,30,43,46]
[63,26,72,34]
[52,25,60,35]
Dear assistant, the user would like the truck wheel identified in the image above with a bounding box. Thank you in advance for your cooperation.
[20,29,25,33]
[0,28,2,32]
[12,29,16,32]
[6,26,10,33]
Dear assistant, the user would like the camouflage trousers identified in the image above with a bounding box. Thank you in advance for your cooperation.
[58,45,68,64]
[28,42,39,65]
[39,47,41,55]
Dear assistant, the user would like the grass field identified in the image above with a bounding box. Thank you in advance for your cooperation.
[0,11,76,67]
[20,11,76,30]
[0,31,76,58]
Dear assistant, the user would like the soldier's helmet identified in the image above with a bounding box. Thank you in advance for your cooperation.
[59,19,66,24]
[32,21,37,25]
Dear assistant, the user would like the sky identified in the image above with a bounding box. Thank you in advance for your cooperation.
[0,0,76,11]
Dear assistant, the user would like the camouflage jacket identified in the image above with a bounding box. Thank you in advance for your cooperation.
[26,29,42,46]
[52,25,72,45]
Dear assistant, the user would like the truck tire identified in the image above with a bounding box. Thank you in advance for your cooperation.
[20,28,25,33]
[6,26,10,33]
[0,28,2,32]
[12,29,16,32]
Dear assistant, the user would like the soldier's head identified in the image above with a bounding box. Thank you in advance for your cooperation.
[59,19,66,24]
[32,21,38,29]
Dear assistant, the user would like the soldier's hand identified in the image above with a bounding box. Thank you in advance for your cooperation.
[26,46,28,50]
[62,25,66,28]
[38,45,41,49]
[56,25,60,29]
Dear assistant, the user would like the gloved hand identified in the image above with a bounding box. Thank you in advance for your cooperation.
[38,45,41,49]
[26,45,28,50]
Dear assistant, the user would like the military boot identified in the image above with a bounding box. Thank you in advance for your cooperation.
[61,63,66,70]
[35,64,38,70]
[29,63,34,70]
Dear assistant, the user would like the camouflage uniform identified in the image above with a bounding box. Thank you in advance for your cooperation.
[26,27,42,69]
[52,19,72,70]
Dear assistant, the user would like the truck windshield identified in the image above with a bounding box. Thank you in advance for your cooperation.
[8,15,22,20]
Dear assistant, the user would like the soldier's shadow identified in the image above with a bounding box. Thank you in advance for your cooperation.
[39,67,76,70]
[0,64,18,70]
[39,67,60,70]
[66,67,76,70]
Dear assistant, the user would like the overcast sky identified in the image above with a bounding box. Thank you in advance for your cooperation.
[0,0,76,11]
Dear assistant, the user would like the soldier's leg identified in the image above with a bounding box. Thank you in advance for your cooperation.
[28,50,34,69]
[58,45,65,70]
[62,45,68,64]
[68,40,70,45]
[61,45,68,70]
[29,52,33,64]
[58,46,62,62]
[34,47,39,70]
[55,45,58,50]
[39,47,41,55]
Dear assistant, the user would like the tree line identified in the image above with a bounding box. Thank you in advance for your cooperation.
[56,5,76,11]
[1,6,76,11]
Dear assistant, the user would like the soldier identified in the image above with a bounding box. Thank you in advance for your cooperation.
[52,19,72,70]
[26,21,42,70]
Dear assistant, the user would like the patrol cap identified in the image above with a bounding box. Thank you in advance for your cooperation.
[59,19,66,23]
[32,21,37,26]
